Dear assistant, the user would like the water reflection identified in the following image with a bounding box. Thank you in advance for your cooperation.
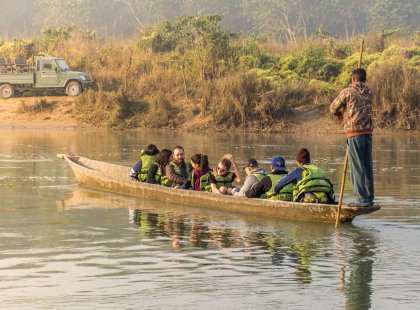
[128,207,378,296]
[342,226,377,310]
[1,129,419,308]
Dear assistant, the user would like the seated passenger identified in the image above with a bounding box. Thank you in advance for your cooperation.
[147,149,173,186]
[245,156,293,201]
[232,158,266,197]
[184,154,211,191]
[165,145,192,188]
[129,144,159,182]
[274,148,335,203]
[208,154,241,195]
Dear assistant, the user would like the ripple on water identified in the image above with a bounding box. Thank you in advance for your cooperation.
[0,130,419,308]
[0,158,53,163]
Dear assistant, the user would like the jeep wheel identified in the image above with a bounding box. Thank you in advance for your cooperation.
[0,84,14,99]
[66,82,82,96]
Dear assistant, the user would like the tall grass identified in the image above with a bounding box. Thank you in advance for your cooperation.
[202,73,296,129]
[17,99,53,114]
[3,25,418,131]
[369,55,420,129]
[76,35,420,130]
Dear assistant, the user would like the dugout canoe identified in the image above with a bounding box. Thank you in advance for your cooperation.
[58,154,380,224]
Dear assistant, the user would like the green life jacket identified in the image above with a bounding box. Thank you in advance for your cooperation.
[265,173,293,201]
[247,170,267,197]
[171,161,186,176]
[165,161,189,187]
[252,171,267,182]
[138,150,158,182]
[190,171,211,191]
[160,176,172,187]
[292,164,334,203]
[204,171,235,192]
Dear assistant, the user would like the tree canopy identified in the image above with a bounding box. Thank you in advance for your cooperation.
[0,0,419,41]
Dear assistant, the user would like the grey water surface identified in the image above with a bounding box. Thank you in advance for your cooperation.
[0,129,419,309]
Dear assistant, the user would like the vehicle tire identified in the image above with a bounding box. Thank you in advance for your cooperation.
[65,81,82,97]
[0,84,15,99]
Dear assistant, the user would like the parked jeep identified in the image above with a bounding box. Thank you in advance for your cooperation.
[0,56,94,99]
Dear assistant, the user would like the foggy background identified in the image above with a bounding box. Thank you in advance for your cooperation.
[1,0,419,41]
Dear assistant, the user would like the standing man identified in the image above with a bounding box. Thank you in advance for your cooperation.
[330,68,374,207]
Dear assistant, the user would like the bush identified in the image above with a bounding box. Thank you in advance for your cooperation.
[335,51,381,88]
[308,79,338,98]
[0,39,37,59]
[137,22,178,53]
[142,95,180,128]
[75,89,146,128]
[369,55,420,129]
[202,72,294,129]
[276,46,343,82]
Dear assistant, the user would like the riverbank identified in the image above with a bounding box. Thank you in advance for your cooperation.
[0,96,413,134]
[1,24,419,132]
[0,95,342,133]
[0,96,78,129]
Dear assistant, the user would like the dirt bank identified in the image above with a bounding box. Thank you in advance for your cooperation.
[0,95,359,134]
[0,96,79,129]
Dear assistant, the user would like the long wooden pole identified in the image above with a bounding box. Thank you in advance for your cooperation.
[335,38,364,228]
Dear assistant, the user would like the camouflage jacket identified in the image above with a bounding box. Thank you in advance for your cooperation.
[330,82,374,133]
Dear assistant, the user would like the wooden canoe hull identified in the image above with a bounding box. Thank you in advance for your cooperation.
[59,154,380,224]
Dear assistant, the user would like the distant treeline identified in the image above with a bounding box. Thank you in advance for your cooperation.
[0,0,419,40]
[2,15,420,131]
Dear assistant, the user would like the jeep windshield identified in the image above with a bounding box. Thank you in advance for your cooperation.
[56,59,70,71]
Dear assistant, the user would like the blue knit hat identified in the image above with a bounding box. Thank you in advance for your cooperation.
[271,156,286,171]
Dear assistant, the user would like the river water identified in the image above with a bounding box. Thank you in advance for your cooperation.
[0,129,418,309]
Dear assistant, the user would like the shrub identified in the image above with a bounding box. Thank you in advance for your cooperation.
[276,46,343,82]
[75,89,145,128]
[142,95,180,128]
[37,25,76,54]
[202,72,294,129]
[335,51,381,88]
[0,39,37,59]
[308,79,338,98]
[369,55,420,129]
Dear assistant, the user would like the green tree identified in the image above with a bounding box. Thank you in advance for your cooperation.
[370,0,420,32]
[181,0,249,32]
[138,15,239,80]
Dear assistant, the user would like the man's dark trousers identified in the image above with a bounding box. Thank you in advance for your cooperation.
[348,134,374,204]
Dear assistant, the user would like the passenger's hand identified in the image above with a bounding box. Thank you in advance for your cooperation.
[224,154,234,162]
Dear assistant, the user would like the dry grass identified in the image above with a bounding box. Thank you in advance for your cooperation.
[17,99,53,114]
[76,89,134,127]
[54,32,419,130]
[369,55,420,129]
[201,72,295,129]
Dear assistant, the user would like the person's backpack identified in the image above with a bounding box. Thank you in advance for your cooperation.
[129,161,142,181]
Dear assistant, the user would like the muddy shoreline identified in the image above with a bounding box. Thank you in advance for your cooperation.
[0,96,414,134]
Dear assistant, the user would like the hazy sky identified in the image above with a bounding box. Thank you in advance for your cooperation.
[0,0,418,40]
